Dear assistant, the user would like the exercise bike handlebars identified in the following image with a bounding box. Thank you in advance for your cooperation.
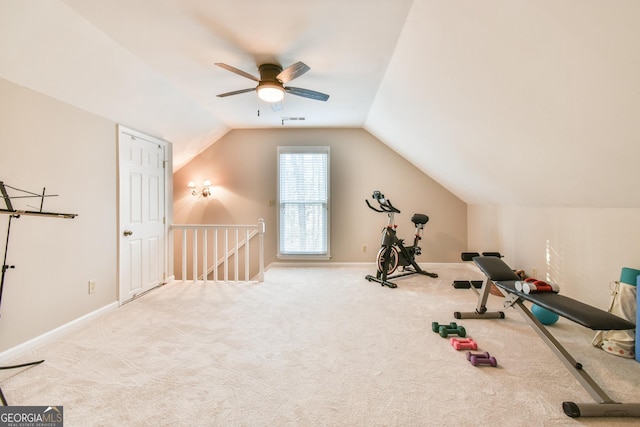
[365,191,401,214]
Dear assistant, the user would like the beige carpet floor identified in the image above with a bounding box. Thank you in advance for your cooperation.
[1,263,639,426]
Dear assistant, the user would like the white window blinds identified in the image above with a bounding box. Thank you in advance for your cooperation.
[278,146,330,256]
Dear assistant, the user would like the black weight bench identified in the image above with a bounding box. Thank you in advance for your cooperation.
[455,256,638,418]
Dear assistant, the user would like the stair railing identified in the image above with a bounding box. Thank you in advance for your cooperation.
[171,219,265,283]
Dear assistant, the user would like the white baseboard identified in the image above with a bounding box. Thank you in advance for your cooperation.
[267,261,377,268]
[266,261,459,269]
[0,301,119,363]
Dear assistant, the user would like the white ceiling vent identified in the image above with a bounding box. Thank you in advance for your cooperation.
[281,117,306,125]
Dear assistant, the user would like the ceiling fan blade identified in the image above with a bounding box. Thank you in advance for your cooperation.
[215,63,260,82]
[277,61,310,83]
[216,88,255,97]
[284,86,330,102]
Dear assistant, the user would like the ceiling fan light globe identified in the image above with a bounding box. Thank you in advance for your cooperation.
[257,85,285,103]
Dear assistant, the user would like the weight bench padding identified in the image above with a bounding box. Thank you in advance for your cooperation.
[495,282,634,330]
[461,256,639,418]
[473,256,635,331]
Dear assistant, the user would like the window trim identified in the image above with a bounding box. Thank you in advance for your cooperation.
[276,146,331,260]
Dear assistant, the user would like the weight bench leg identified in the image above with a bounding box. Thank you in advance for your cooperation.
[454,278,505,319]
[512,298,640,418]
[563,402,640,418]
[512,300,612,402]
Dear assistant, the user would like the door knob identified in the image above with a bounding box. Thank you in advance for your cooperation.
[123,230,133,236]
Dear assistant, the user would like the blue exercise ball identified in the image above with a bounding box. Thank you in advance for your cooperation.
[531,304,559,325]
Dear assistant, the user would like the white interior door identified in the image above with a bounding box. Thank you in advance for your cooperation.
[118,127,167,304]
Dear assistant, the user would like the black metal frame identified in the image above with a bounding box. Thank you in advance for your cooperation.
[364,191,437,288]
[456,256,640,418]
[0,181,76,405]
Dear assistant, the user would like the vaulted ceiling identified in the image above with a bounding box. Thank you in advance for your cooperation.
[1,0,639,207]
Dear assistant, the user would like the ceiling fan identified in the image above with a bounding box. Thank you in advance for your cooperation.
[215,61,330,104]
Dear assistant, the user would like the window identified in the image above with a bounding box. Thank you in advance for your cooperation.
[277,146,330,258]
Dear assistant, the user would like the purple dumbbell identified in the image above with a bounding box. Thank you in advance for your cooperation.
[466,351,490,361]
[467,351,497,367]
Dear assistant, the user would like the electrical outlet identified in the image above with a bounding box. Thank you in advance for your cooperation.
[362,245,367,253]
[88,280,96,294]
[531,268,538,278]
[268,199,275,207]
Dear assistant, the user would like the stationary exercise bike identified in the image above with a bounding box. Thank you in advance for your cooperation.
[365,191,437,288]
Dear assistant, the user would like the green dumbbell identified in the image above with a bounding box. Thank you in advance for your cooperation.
[438,324,466,338]
[431,321,458,334]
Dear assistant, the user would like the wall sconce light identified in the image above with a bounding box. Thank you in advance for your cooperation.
[188,180,212,198]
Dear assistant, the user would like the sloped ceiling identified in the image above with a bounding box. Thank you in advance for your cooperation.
[1,0,639,207]
[366,1,640,206]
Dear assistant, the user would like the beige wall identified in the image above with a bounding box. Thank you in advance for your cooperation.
[173,128,467,270]
[2,76,632,355]
[468,205,640,309]
[0,78,117,352]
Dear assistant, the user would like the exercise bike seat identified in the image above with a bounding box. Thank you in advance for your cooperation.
[411,213,429,225]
